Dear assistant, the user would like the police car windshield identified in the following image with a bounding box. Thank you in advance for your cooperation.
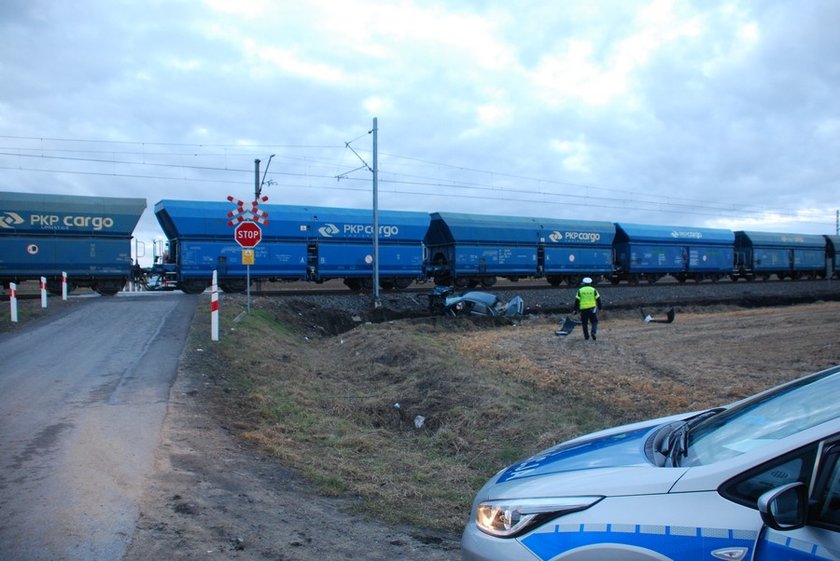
[681,370,840,467]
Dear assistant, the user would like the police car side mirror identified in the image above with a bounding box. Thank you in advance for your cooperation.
[757,482,808,531]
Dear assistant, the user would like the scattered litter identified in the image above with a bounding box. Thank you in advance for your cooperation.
[414,415,426,429]
[640,308,676,324]
[555,316,580,336]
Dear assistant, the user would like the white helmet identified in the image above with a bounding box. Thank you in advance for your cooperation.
[582,277,593,284]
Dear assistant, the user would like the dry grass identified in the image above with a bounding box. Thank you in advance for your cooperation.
[190,298,840,531]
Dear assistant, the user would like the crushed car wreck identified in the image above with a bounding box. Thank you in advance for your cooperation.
[428,287,525,318]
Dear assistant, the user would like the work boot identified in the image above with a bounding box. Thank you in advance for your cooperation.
[592,334,597,341]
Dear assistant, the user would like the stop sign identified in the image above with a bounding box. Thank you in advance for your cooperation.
[234,221,262,248]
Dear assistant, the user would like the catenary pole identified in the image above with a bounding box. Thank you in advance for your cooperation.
[254,159,261,202]
[372,117,381,308]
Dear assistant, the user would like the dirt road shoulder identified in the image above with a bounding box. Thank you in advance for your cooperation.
[124,340,462,561]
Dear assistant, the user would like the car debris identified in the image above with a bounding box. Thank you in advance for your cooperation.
[640,307,676,323]
[555,316,581,336]
[428,286,524,318]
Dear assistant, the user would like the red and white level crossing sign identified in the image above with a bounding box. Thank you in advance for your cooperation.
[234,220,262,248]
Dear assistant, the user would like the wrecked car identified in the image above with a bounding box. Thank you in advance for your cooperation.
[428,286,524,318]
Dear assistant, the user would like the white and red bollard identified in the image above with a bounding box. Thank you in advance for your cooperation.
[9,282,18,322]
[62,272,68,300]
[40,276,48,308]
[211,270,219,341]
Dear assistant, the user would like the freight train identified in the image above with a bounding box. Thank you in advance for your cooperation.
[0,191,145,295]
[152,199,840,292]
[2,191,838,295]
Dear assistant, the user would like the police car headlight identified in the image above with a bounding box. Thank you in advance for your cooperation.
[475,496,603,538]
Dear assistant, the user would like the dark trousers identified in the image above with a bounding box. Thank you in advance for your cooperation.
[580,308,598,339]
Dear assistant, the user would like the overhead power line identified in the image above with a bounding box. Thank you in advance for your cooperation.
[0,137,835,227]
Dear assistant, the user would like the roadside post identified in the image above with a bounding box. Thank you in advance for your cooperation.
[62,272,68,300]
[227,195,268,314]
[211,269,219,341]
[9,282,18,322]
[40,276,47,308]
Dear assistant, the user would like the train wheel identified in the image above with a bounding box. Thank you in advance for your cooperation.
[95,279,125,296]
[344,279,362,291]
[392,278,413,289]
[46,279,64,296]
[379,279,395,290]
[221,279,248,293]
[180,279,209,294]
[566,275,581,286]
[676,274,687,283]
[480,277,497,288]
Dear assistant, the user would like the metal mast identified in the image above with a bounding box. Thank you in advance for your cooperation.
[372,117,380,308]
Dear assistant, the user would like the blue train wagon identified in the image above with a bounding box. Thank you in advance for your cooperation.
[612,223,735,284]
[154,200,429,293]
[733,230,827,281]
[826,235,840,279]
[0,191,146,295]
[424,212,615,287]
[539,219,615,285]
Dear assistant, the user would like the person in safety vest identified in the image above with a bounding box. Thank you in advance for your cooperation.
[574,277,602,340]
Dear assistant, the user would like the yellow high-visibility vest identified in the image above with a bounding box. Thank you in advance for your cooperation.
[576,286,599,310]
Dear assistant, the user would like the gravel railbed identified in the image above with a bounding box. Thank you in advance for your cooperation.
[248,278,840,324]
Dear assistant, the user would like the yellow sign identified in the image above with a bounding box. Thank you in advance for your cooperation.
[242,249,255,265]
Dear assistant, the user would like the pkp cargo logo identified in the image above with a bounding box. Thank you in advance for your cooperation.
[670,230,703,239]
[318,223,401,238]
[549,230,602,243]
[318,223,340,237]
[0,211,25,229]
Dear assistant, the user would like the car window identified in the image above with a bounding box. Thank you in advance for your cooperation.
[721,445,817,508]
[815,449,840,528]
[683,372,840,466]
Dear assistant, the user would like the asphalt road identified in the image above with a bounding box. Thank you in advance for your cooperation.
[0,293,197,561]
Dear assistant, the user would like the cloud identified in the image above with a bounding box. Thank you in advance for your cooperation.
[1,0,838,255]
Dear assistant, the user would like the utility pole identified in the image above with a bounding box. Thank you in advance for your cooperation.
[257,154,275,200]
[372,117,381,308]
[254,159,261,202]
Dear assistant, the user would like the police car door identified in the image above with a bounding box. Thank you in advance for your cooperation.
[753,441,840,560]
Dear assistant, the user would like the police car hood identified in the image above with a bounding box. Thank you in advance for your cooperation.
[486,416,691,499]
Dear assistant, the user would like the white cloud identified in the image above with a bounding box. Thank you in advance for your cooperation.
[1,0,838,243]
[550,138,591,174]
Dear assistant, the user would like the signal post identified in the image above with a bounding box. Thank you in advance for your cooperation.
[228,196,268,313]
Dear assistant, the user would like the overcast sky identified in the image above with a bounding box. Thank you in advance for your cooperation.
[2,0,838,255]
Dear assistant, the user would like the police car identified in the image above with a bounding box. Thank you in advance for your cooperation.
[462,364,840,560]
